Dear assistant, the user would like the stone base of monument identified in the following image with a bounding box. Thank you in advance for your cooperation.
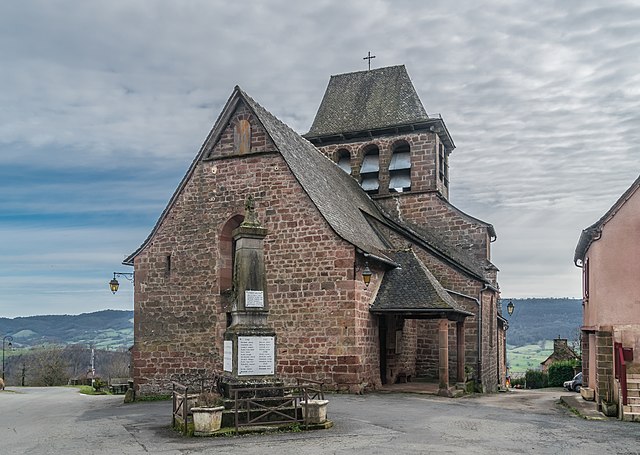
[215,377,331,430]
[219,376,285,400]
[219,377,293,428]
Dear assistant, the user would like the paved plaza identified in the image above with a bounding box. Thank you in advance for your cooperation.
[0,387,638,454]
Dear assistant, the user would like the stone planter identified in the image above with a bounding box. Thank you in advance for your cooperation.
[601,401,618,417]
[300,400,329,424]
[191,406,225,435]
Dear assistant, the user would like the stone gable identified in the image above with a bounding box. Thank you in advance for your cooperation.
[132,105,382,393]
[205,101,277,159]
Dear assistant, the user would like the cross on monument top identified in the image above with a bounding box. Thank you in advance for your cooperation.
[363,51,376,70]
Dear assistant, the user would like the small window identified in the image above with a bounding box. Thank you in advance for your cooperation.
[234,119,251,154]
[360,146,380,193]
[389,143,411,192]
[438,143,449,188]
[583,258,590,299]
[336,149,351,174]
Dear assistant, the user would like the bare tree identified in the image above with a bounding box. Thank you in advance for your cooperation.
[99,350,130,380]
[30,346,69,386]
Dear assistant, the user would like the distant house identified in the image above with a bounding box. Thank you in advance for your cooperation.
[69,369,101,386]
[574,176,640,420]
[540,337,579,372]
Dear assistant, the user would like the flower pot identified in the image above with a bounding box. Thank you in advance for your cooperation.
[191,406,225,435]
[300,399,329,424]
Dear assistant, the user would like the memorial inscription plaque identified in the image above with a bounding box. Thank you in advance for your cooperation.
[237,336,274,376]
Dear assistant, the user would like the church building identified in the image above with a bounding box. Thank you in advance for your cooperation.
[124,65,506,395]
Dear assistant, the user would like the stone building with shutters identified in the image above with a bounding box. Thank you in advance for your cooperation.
[124,65,506,396]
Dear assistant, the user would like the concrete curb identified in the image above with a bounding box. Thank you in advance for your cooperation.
[560,395,608,420]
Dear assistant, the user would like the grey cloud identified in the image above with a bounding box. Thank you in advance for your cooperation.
[2,0,640,314]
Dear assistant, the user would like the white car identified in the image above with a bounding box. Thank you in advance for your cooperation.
[563,372,582,392]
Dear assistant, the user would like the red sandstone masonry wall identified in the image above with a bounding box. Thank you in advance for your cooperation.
[315,132,444,196]
[313,126,499,390]
[133,109,378,395]
[353,260,383,390]
[376,193,491,264]
[370,222,489,385]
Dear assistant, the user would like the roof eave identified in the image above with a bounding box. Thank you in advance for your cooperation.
[574,228,596,266]
[304,118,455,151]
[574,174,640,266]
[369,307,473,319]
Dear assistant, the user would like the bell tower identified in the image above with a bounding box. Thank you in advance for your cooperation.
[303,65,455,202]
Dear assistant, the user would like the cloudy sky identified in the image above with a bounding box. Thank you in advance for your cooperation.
[1,0,639,317]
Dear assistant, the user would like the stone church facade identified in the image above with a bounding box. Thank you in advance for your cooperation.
[124,65,506,395]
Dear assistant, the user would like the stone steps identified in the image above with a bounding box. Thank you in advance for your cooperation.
[623,375,640,421]
[623,412,640,422]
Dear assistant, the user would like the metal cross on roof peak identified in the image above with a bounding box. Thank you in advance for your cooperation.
[363,51,376,70]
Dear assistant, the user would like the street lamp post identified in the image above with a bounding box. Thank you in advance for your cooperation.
[2,335,13,381]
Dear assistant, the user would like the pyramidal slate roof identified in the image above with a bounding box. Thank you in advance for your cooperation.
[306,65,429,137]
[124,86,395,265]
[370,250,473,318]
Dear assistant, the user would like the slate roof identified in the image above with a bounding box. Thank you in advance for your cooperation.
[124,86,396,265]
[391,217,490,280]
[540,346,579,366]
[574,174,640,265]
[238,88,394,262]
[305,65,430,137]
[370,250,473,318]
[124,86,491,292]
[373,202,496,281]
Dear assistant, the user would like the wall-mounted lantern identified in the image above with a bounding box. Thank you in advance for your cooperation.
[109,272,134,294]
[362,262,372,288]
[507,300,514,316]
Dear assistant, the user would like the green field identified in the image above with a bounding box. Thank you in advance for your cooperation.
[507,340,554,373]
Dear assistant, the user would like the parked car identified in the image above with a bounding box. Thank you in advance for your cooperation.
[563,372,582,392]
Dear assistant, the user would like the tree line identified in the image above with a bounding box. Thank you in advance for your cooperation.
[502,298,582,346]
[3,345,130,387]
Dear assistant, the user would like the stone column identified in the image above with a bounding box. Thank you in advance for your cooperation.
[438,318,450,395]
[456,321,465,383]
[595,328,615,415]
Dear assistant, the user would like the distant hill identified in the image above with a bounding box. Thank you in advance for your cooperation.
[502,298,582,347]
[0,299,580,352]
[0,310,133,349]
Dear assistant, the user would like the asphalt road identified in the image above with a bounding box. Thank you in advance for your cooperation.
[1,387,639,454]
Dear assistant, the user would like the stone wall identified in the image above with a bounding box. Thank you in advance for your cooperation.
[133,105,378,395]
[595,329,615,405]
[376,193,491,264]
[314,131,449,198]
[131,100,500,395]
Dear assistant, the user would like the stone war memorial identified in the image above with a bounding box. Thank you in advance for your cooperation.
[220,195,280,394]
[124,65,507,400]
